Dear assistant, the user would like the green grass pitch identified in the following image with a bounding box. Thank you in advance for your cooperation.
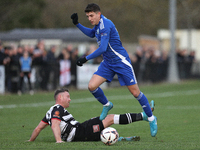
[0,80,200,149]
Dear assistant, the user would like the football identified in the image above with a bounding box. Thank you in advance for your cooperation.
[100,127,119,145]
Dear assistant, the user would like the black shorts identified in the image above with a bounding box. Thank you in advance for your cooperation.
[73,117,104,141]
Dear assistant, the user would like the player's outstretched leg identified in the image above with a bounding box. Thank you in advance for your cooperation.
[99,101,113,120]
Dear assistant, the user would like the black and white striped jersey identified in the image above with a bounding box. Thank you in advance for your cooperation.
[42,104,80,142]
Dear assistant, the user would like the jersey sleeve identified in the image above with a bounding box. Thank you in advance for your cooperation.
[76,23,95,38]
[42,116,49,125]
[44,105,64,125]
[51,106,64,121]
[86,24,110,60]
[86,36,109,60]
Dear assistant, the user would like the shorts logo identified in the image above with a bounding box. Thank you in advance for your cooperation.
[93,125,100,133]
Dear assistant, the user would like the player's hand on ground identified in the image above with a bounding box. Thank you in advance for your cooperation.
[76,57,87,66]
[25,140,31,142]
[71,13,79,25]
[56,141,64,143]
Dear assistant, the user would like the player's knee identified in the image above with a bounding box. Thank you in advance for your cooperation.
[103,114,114,127]
[128,84,141,97]
[106,114,114,120]
[131,90,140,98]
[88,83,97,91]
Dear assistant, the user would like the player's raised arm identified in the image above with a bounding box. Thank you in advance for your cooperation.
[71,13,95,38]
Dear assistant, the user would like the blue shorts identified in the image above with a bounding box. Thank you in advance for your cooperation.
[94,59,137,86]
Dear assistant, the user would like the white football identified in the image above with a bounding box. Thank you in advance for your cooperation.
[100,127,119,145]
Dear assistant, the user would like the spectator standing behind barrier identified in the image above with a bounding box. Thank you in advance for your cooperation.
[32,40,44,66]
[59,50,71,87]
[57,47,66,61]
[186,51,195,78]
[44,45,58,90]
[40,49,48,91]
[3,47,11,92]
[18,51,33,95]
[9,46,20,93]
[0,42,5,64]
[32,40,45,89]
[70,47,79,88]
[16,45,23,58]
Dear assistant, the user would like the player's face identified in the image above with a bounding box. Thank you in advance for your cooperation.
[61,91,71,108]
[86,11,101,25]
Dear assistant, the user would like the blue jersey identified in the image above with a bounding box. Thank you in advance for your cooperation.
[76,14,130,64]
[19,56,32,72]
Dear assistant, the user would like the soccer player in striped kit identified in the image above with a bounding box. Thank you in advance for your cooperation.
[71,3,157,137]
[28,89,154,143]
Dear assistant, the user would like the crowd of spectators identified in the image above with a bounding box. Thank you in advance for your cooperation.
[0,40,196,94]
[0,40,79,94]
[129,46,195,83]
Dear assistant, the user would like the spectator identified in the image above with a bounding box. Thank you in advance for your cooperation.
[70,47,79,88]
[28,45,35,58]
[59,50,71,87]
[3,46,12,92]
[43,45,58,90]
[18,51,33,95]
[9,46,20,92]
[10,46,20,66]
[185,50,195,78]
[57,47,67,61]
[17,45,23,58]
[130,47,143,79]
[66,44,73,59]
[32,40,44,66]
[157,50,169,81]
[177,49,188,79]
[32,40,46,90]
[0,42,5,64]
[40,49,48,91]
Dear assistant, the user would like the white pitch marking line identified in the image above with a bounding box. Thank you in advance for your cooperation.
[0,89,200,109]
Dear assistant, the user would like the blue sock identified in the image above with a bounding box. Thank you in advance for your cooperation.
[136,92,152,117]
[90,87,108,105]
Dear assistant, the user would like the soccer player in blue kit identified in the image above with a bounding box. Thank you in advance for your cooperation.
[71,3,157,137]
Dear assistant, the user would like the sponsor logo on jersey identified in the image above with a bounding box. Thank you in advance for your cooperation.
[101,33,107,37]
[53,111,60,117]
[93,124,100,133]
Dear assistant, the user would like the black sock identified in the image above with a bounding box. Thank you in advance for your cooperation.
[119,113,142,124]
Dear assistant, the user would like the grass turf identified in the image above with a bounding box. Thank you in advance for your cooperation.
[0,79,200,149]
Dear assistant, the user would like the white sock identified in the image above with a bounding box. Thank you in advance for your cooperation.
[148,115,155,122]
[141,112,144,118]
[103,101,110,106]
[113,115,120,124]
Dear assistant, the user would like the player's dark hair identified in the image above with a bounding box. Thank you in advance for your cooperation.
[54,88,69,100]
[85,3,100,13]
